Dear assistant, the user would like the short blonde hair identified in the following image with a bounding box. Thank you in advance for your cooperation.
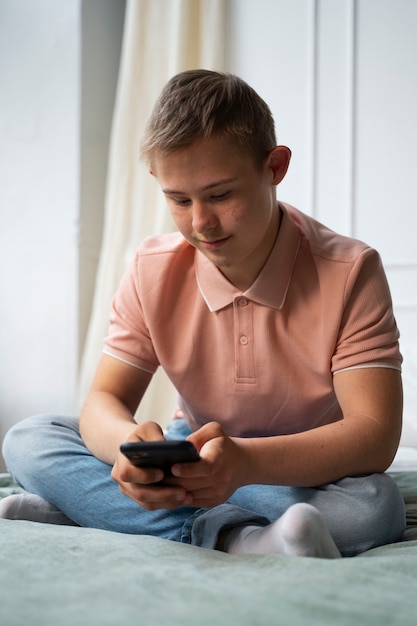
[140,69,276,168]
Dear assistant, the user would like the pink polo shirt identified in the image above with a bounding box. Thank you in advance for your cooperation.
[104,203,401,437]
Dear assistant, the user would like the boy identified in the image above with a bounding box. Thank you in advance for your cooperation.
[1,70,405,557]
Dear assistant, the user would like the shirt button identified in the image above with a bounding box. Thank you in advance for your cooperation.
[238,298,248,307]
[239,335,248,345]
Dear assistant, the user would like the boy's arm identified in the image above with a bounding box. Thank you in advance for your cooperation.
[237,366,402,486]
[80,353,199,510]
[79,354,154,465]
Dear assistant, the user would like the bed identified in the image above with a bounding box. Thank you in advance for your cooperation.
[1,450,417,626]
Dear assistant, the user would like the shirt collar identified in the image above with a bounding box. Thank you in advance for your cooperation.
[195,203,300,312]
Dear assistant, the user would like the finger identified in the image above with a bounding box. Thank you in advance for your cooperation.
[185,474,236,508]
[129,420,165,443]
[112,456,165,485]
[170,458,210,479]
[186,421,225,451]
[123,483,191,510]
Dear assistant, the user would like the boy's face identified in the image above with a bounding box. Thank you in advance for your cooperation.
[151,136,290,290]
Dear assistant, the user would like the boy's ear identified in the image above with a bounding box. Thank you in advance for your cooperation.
[268,146,291,185]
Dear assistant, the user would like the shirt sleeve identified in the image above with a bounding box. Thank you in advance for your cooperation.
[103,249,160,374]
[331,248,402,373]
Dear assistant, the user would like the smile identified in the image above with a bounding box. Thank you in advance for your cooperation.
[198,236,231,251]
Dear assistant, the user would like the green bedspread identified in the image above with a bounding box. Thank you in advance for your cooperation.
[1,472,416,626]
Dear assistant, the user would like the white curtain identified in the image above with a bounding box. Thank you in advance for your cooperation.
[79,0,226,424]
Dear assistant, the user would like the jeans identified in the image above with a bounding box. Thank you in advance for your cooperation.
[2,415,406,556]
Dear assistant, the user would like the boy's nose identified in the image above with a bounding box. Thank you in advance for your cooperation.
[192,202,218,233]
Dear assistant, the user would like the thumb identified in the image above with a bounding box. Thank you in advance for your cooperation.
[129,420,165,442]
[187,421,225,452]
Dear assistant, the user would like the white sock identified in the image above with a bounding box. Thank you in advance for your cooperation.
[224,503,341,559]
[0,494,78,526]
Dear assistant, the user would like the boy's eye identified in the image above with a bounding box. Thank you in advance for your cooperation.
[211,192,229,201]
[173,198,191,206]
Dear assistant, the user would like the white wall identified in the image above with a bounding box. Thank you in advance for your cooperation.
[226,0,417,445]
[0,0,125,470]
[0,0,80,468]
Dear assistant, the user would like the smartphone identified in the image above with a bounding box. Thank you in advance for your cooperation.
[119,440,200,475]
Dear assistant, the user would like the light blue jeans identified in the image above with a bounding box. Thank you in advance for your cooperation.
[2,415,406,556]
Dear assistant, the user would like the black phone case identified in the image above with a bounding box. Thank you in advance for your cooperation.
[120,440,200,474]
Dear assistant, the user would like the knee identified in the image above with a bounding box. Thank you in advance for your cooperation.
[3,416,37,469]
[367,473,406,541]
[2,415,66,475]
[339,474,406,555]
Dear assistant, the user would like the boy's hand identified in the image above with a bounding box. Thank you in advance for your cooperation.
[169,421,248,508]
[111,421,193,510]
[111,421,247,511]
